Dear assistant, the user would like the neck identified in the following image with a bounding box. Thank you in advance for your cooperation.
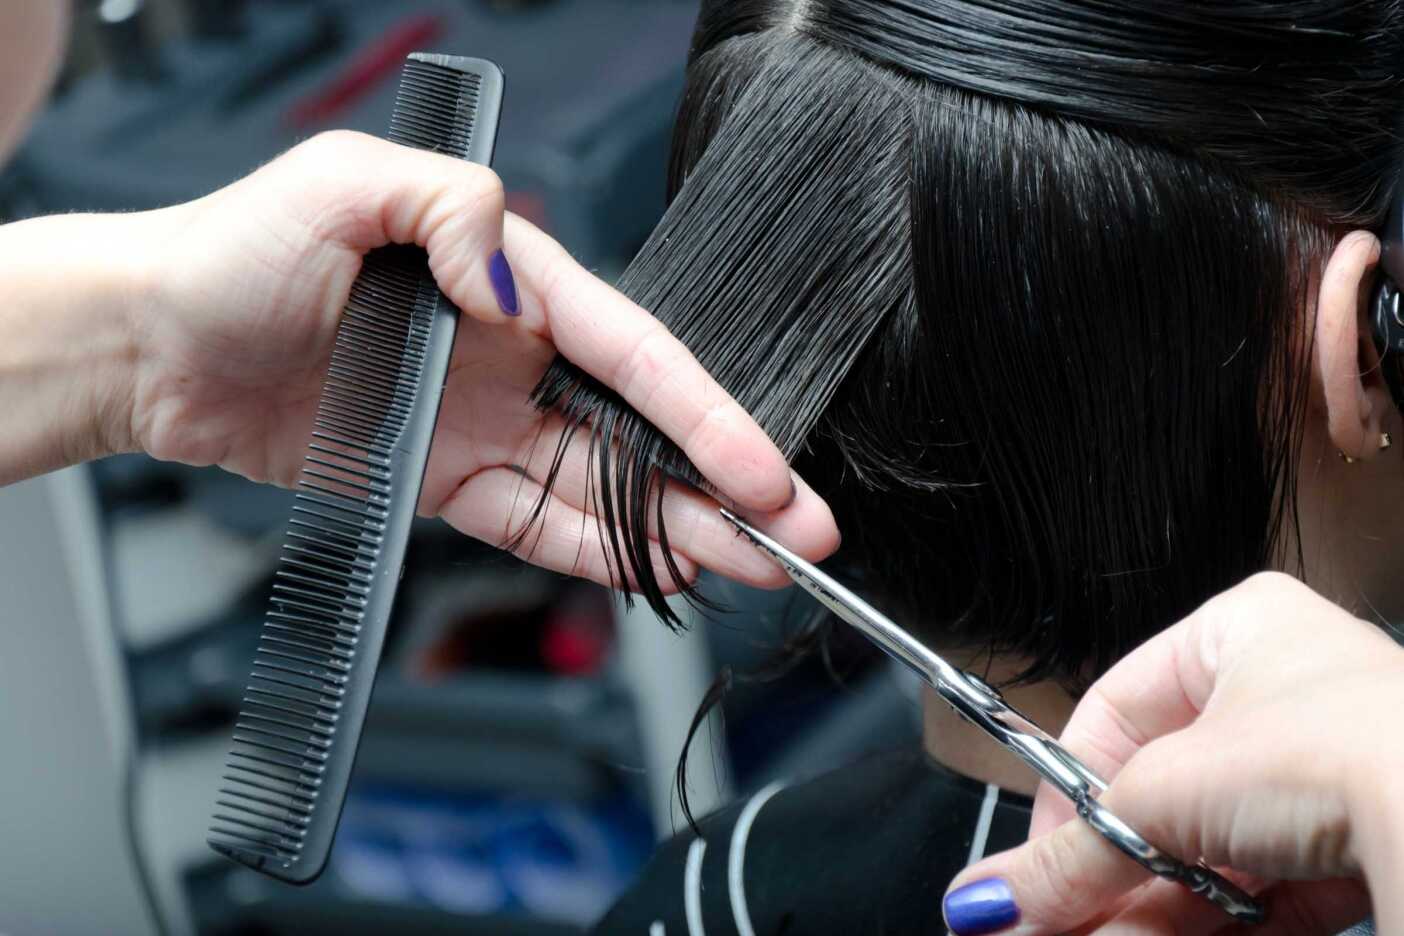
[921,658,1077,797]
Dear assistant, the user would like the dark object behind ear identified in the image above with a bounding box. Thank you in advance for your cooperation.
[1371,192,1404,410]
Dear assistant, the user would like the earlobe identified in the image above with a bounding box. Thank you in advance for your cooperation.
[1315,230,1391,460]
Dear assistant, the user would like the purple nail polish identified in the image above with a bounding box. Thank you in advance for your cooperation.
[944,878,1019,936]
[489,249,519,316]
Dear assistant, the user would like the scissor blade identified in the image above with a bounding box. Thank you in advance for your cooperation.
[719,508,953,683]
[718,514,1263,924]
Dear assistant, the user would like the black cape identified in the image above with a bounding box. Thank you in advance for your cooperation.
[594,748,1032,935]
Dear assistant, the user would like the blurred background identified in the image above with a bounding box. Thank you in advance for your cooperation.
[0,1,922,933]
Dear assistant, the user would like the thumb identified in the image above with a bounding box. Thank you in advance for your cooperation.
[943,718,1277,936]
[942,801,1152,936]
[273,130,519,323]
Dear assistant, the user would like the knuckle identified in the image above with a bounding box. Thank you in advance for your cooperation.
[473,168,508,215]
[1241,569,1299,597]
[1203,570,1298,622]
[685,402,735,460]
[426,169,505,288]
[1024,832,1095,921]
[538,249,577,319]
[1113,743,1169,804]
[1111,742,1206,856]
[419,172,506,294]
[1082,684,1149,755]
[294,129,370,162]
[448,164,506,218]
[667,500,705,556]
[616,326,673,409]
[274,131,385,243]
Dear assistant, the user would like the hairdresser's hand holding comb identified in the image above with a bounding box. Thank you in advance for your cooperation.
[941,572,1404,936]
[0,131,837,588]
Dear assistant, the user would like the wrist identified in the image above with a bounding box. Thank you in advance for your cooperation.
[0,210,159,479]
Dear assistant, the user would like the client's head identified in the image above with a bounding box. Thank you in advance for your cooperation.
[533,0,1404,687]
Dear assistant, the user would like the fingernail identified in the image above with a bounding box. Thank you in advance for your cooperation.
[489,249,519,316]
[783,473,799,509]
[943,878,1019,936]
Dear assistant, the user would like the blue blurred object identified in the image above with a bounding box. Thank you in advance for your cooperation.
[332,786,653,926]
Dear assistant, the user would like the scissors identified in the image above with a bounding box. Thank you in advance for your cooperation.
[719,508,1266,924]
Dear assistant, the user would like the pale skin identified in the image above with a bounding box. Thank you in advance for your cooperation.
[945,573,1404,935]
[5,4,1404,930]
[933,233,1404,930]
[0,28,839,591]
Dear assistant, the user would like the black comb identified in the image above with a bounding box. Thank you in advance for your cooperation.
[207,53,504,885]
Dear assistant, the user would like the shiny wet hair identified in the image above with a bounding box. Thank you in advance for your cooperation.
[530,0,1404,686]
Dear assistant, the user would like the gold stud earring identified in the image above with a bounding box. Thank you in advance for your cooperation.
[1381,432,1394,451]
[1339,450,1357,464]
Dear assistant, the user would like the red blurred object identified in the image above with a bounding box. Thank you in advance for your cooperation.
[285,14,446,129]
[505,191,551,233]
[541,611,612,676]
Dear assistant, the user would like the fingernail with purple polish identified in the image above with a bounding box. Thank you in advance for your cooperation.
[943,878,1019,936]
[489,249,519,316]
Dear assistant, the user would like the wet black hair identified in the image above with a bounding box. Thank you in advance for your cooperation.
[530,0,1404,686]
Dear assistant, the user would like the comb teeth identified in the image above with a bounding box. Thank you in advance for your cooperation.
[208,245,438,876]
[388,58,482,156]
[210,52,503,886]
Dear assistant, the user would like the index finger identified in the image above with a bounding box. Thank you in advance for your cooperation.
[500,212,796,513]
[1032,572,1375,838]
[1029,599,1223,837]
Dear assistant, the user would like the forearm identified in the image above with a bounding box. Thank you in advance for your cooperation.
[0,212,153,484]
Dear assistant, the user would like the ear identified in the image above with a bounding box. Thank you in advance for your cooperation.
[1314,230,1392,460]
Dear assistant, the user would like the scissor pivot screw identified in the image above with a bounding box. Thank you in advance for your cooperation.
[962,671,1004,702]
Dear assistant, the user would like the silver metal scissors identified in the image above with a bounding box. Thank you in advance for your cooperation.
[719,508,1265,924]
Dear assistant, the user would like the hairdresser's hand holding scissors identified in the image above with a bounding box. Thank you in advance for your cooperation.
[0,131,838,586]
[942,572,1404,936]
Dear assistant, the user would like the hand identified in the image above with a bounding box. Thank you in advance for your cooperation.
[942,572,1404,936]
[116,130,837,589]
